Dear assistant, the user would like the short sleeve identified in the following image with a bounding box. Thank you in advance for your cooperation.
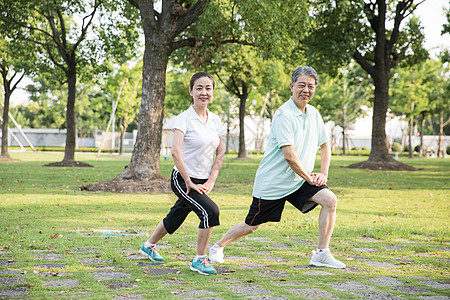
[214,116,226,136]
[272,112,294,148]
[316,112,329,146]
[173,112,187,134]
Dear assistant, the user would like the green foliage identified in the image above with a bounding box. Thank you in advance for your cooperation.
[99,61,142,133]
[390,59,435,118]
[391,142,402,152]
[305,1,368,76]
[305,1,427,76]
[396,16,429,67]
[414,145,421,153]
[1,0,141,84]
[314,63,372,124]
[164,69,192,117]
[390,57,449,140]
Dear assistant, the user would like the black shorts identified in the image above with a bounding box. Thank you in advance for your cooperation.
[245,182,328,226]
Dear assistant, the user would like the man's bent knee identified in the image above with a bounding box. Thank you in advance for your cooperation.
[242,223,259,235]
[313,189,338,210]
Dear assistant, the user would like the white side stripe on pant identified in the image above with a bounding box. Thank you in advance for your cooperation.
[173,170,209,228]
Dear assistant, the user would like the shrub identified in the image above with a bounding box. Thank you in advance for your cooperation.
[414,145,421,153]
[447,146,450,155]
[391,142,402,152]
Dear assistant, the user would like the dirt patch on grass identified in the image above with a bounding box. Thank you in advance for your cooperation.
[0,157,20,162]
[81,177,171,194]
[348,160,416,171]
[44,161,93,167]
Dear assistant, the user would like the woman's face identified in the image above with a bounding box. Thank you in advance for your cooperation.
[190,76,214,107]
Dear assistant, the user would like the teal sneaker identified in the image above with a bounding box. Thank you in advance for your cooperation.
[190,257,217,275]
[139,244,165,262]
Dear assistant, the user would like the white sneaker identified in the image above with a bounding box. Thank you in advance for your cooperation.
[209,245,224,264]
[309,250,346,269]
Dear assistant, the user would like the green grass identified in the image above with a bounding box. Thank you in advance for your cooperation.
[0,152,449,299]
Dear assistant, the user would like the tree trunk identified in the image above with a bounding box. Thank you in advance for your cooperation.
[368,73,392,162]
[342,105,346,155]
[408,115,413,159]
[64,63,77,161]
[438,112,444,158]
[225,109,230,154]
[44,63,92,167]
[119,117,125,156]
[117,40,170,180]
[237,90,248,158]
[1,88,11,159]
[419,113,425,157]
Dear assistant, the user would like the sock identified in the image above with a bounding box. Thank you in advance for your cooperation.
[144,241,155,248]
[317,248,329,253]
[211,243,223,250]
[194,255,207,261]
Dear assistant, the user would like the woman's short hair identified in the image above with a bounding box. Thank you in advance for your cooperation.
[291,66,319,85]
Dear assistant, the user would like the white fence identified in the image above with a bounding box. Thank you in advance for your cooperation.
[2,124,448,157]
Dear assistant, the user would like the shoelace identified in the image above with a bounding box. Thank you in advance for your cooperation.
[149,246,159,256]
[320,253,336,264]
[200,257,211,266]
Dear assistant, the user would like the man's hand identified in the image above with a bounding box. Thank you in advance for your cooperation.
[311,173,328,186]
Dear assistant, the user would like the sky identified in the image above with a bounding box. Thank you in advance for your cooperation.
[8,0,450,107]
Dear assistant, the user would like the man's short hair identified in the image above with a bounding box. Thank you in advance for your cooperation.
[291,66,319,85]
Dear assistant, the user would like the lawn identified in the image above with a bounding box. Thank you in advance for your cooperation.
[0,152,449,299]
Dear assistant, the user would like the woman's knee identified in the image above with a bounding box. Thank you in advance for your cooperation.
[213,203,220,217]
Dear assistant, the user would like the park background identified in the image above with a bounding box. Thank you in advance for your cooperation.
[1,0,449,165]
[0,1,449,298]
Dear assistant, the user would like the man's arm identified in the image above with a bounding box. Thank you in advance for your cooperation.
[312,141,331,186]
[281,145,315,185]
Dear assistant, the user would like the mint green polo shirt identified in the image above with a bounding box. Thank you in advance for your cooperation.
[252,97,329,200]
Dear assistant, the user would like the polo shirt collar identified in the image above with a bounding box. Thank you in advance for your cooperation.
[188,105,210,123]
[288,97,309,117]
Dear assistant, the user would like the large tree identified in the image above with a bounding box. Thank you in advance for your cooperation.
[85,0,211,193]
[306,0,428,170]
[1,0,140,167]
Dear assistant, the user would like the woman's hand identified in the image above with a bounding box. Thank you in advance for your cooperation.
[200,179,215,194]
[186,180,207,195]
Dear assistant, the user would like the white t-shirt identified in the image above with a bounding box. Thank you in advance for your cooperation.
[173,105,225,179]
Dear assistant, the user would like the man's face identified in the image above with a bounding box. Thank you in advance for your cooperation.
[290,75,316,106]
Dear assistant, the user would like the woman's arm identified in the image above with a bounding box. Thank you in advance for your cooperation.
[171,129,205,194]
[202,136,225,194]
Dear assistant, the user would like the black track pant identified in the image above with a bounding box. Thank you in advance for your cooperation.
[163,169,220,234]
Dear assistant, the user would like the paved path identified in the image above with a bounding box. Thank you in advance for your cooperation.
[0,237,449,299]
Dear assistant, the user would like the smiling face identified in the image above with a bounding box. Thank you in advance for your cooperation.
[189,76,214,108]
[290,75,317,111]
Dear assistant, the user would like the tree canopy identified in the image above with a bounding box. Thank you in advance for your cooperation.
[306,0,428,170]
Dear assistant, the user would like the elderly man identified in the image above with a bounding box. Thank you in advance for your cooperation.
[209,66,345,269]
